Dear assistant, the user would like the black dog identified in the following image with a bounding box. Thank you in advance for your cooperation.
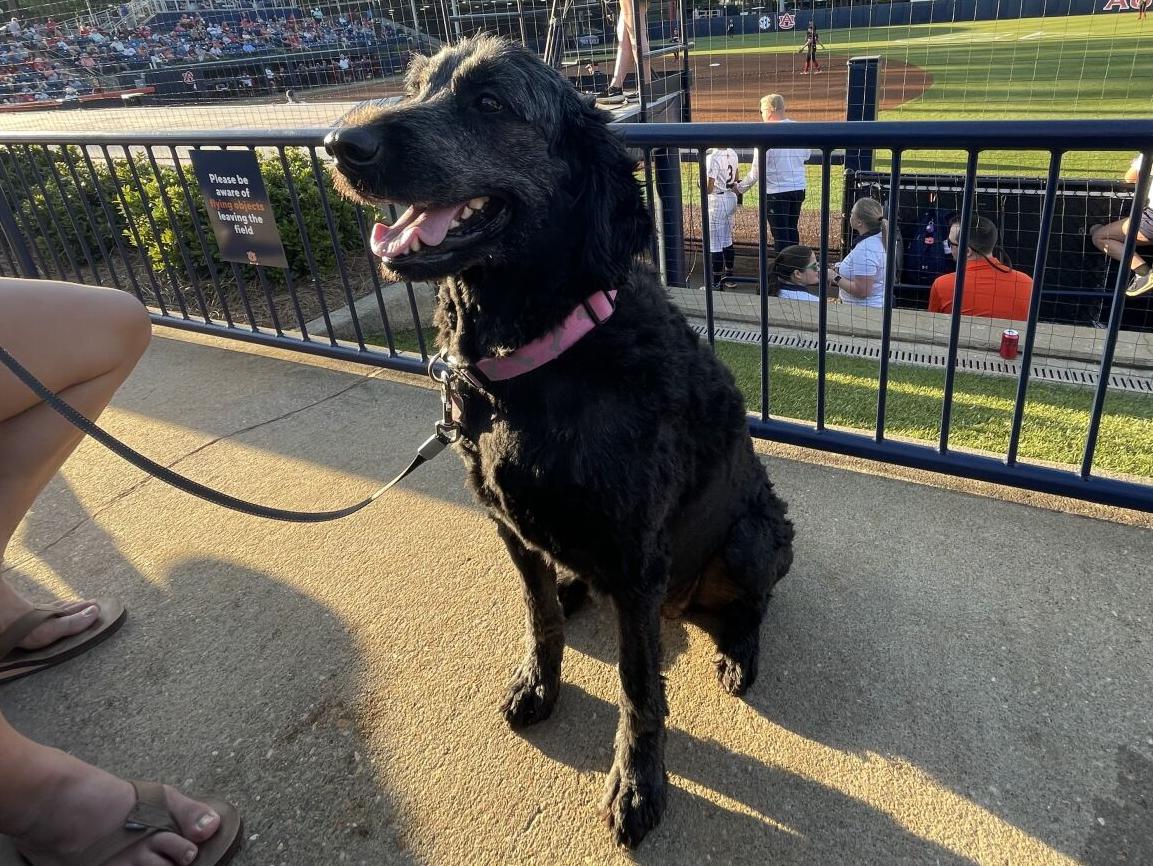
[326,35,794,848]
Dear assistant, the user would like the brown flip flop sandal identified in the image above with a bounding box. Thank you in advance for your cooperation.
[0,780,243,866]
[0,597,127,684]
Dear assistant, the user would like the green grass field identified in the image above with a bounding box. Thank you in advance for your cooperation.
[368,327,1153,479]
[693,12,1153,178]
[715,340,1153,479]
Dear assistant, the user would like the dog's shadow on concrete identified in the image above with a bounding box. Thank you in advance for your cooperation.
[520,683,971,865]
[536,599,971,863]
[3,481,421,866]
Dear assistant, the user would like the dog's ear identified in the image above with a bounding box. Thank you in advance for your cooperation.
[559,94,653,284]
[404,52,430,95]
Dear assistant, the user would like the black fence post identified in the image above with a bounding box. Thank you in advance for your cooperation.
[653,147,684,287]
[0,183,38,279]
[845,55,881,173]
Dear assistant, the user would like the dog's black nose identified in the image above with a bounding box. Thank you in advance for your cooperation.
[323,127,382,167]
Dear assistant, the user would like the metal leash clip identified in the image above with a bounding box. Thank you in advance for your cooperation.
[428,352,463,446]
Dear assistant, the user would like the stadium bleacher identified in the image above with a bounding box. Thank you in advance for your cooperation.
[0,2,414,109]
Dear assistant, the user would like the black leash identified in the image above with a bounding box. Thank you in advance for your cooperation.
[0,342,462,523]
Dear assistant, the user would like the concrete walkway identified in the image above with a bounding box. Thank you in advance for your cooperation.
[2,328,1151,866]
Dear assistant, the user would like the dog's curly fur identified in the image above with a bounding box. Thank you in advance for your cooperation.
[327,35,794,848]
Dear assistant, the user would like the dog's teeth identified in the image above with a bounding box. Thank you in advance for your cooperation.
[469,197,487,210]
[410,237,422,252]
[460,206,474,220]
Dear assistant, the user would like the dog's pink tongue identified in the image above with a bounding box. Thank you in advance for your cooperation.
[370,203,465,259]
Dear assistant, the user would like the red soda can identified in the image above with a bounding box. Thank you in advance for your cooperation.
[999,329,1020,360]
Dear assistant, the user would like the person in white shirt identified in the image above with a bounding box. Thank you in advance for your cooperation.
[828,197,888,307]
[735,93,810,252]
[1090,153,1153,298]
[705,147,740,282]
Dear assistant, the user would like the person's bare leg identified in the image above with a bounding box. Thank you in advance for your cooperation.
[609,7,635,89]
[0,279,228,864]
[0,279,149,647]
[0,711,222,865]
[609,3,650,88]
[1091,219,1150,272]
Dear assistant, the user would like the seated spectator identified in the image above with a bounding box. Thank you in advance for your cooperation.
[1091,153,1153,298]
[929,216,1033,320]
[769,244,824,301]
[828,197,888,307]
[0,5,400,107]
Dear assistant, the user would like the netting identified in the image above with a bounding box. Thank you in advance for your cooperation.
[2,0,1151,466]
[0,0,692,132]
[5,0,1147,163]
[685,0,1153,121]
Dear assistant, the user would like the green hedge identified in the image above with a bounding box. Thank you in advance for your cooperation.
[7,146,369,291]
[8,147,123,270]
[111,148,365,285]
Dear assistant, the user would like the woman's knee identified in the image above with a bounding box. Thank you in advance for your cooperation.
[76,285,152,373]
[105,290,152,367]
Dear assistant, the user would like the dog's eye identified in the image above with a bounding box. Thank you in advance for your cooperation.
[476,94,504,114]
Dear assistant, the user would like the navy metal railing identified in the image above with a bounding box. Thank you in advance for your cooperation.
[1,120,1152,512]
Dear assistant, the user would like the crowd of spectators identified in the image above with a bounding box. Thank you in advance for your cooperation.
[0,6,403,106]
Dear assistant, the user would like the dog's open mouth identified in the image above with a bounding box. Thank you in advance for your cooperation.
[370,195,509,264]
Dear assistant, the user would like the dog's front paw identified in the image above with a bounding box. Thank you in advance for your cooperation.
[501,665,558,728]
[599,756,667,848]
[714,646,759,697]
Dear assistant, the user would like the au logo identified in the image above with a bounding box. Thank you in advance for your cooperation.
[758,14,773,30]
[778,12,796,29]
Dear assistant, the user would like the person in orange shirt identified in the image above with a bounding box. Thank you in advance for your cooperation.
[928,216,1033,320]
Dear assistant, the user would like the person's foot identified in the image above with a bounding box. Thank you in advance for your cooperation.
[8,747,224,866]
[0,587,102,654]
[596,86,626,105]
[1126,270,1153,297]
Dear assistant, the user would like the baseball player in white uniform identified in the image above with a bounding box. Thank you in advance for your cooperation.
[706,147,740,284]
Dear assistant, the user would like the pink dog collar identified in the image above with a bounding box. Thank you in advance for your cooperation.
[473,290,617,383]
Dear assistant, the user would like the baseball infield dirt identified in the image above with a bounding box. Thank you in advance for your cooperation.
[306,49,932,122]
[672,51,932,121]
